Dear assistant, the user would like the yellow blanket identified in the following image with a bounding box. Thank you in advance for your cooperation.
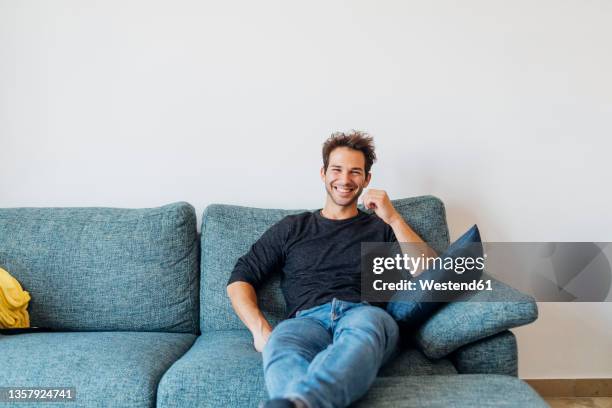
[0,266,31,328]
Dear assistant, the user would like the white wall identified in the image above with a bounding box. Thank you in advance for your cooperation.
[1,0,610,378]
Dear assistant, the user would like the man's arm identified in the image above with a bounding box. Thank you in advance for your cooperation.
[227,281,273,352]
[226,219,289,352]
[363,189,438,276]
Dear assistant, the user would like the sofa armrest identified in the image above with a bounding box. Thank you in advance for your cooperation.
[414,274,538,359]
[450,330,518,376]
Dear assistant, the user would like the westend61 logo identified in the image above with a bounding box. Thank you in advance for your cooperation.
[360,242,612,303]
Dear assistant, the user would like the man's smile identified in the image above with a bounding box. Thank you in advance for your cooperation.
[333,184,357,196]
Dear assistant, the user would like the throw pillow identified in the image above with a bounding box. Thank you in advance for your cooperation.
[386,225,483,334]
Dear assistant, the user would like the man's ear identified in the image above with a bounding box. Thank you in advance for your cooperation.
[363,172,372,188]
[320,166,326,181]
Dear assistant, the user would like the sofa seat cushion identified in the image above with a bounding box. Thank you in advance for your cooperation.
[157,330,267,408]
[0,331,196,408]
[157,329,456,408]
[378,348,457,377]
[352,374,547,407]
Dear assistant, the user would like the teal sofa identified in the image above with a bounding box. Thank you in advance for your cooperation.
[0,197,547,407]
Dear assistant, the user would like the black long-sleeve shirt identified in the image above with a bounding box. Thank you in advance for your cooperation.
[228,209,397,318]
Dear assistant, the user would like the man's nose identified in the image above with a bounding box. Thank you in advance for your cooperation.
[340,172,351,184]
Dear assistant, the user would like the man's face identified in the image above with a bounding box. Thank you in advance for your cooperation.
[320,147,371,207]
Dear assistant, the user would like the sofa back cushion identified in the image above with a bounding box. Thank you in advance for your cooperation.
[200,195,450,331]
[0,202,199,333]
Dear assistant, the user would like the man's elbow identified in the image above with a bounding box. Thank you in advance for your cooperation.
[226,281,237,299]
[227,280,252,299]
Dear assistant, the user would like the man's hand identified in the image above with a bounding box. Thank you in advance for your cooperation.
[363,189,438,271]
[253,326,272,352]
[362,189,401,226]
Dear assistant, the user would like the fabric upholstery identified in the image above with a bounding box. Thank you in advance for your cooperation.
[415,276,538,359]
[451,330,518,376]
[378,348,457,377]
[351,374,547,407]
[0,202,199,332]
[200,196,450,331]
[157,329,456,408]
[0,331,196,408]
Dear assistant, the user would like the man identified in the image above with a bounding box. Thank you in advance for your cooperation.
[227,131,431,408]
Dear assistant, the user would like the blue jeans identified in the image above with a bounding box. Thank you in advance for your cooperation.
[262,298,400,408]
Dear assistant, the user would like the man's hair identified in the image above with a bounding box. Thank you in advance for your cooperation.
[322,130,377,176]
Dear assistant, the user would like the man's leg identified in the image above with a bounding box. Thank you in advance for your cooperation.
[284,303,399,408]
[262,316,332,399]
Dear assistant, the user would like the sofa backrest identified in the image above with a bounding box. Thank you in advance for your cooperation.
[0,202,199,333]
[200,195,450,332]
